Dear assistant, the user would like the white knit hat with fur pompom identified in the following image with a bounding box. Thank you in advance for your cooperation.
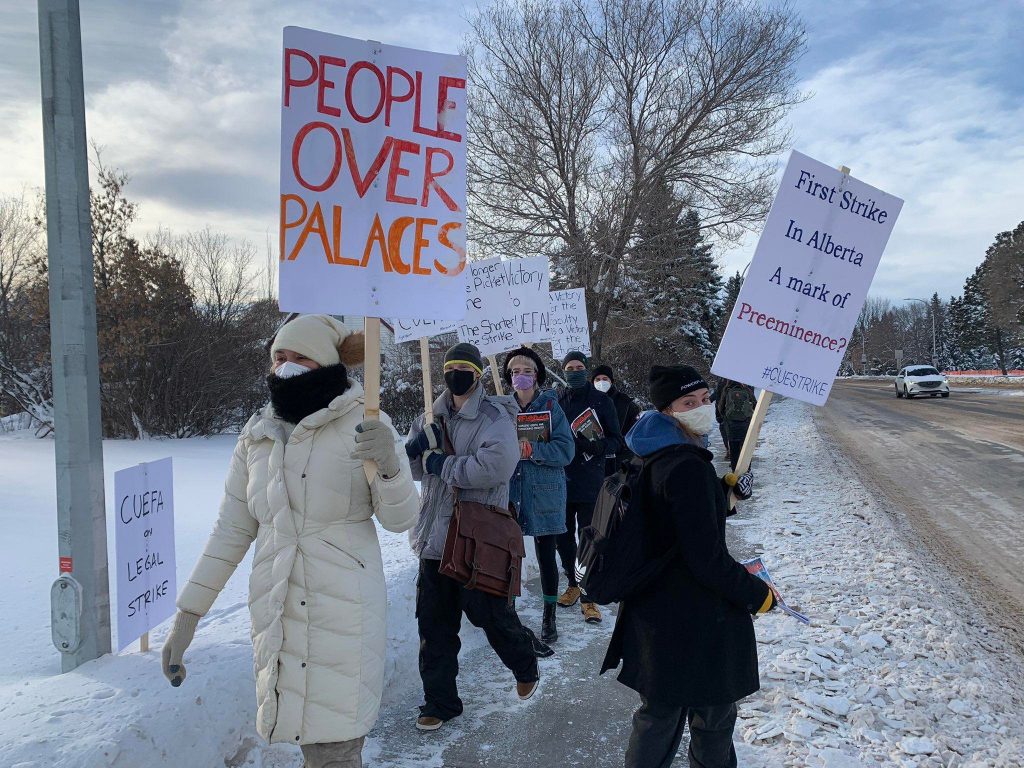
[270,314,364,368]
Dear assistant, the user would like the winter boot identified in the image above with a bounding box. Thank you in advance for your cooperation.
[301,737,365,768]
[557,585,581,607]
[541,602,558,643]
[582,602,602,624]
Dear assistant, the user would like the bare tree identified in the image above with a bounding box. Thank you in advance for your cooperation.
[466,0,805,358]
[178,227,257,328]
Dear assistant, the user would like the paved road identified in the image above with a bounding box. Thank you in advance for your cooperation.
[817,378,1024,651]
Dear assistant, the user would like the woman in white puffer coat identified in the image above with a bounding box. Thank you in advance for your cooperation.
[160,314,419,768]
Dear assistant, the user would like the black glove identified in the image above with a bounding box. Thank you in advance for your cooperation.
[723,471,754,500]
[406,422,442,460]
[574,435,602,456]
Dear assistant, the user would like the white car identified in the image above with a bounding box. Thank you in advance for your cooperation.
[895,366,950,399]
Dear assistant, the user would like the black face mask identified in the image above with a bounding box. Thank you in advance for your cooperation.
[444,369,477,396]
[565,370,589,389]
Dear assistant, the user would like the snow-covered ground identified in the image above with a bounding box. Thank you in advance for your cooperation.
[2,398,1023,767]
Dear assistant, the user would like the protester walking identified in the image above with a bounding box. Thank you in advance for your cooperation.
[601,365,772,768]
[715,379,757,470]
[591,364,642,476]
[555,351,622,624]
[406,342,541,731]
[503,346,575,643]
[161,314,419,768]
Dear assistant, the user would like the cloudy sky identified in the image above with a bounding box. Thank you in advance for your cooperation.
[2,0,1022,302]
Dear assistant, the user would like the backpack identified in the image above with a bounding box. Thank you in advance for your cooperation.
[723,385,756,421]
[574,453,676,605]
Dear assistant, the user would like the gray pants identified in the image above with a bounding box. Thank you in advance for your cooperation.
[625,697,737,768]
[301,737,364,768]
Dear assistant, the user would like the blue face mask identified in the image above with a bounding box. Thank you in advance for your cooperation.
[565,370,589,389]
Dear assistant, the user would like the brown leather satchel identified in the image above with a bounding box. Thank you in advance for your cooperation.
[437,420,525,603]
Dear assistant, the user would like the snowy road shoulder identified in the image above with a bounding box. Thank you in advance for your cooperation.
[730,398,1024,767]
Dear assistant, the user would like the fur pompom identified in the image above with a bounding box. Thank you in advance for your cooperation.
[339,330,365,368]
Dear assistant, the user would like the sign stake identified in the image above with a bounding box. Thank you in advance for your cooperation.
[420,337,434,425]
[362,318,382,483]
[488,355,504,395]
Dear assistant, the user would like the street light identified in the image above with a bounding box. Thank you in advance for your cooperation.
[903,298,937,369]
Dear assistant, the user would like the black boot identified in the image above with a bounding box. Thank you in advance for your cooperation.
[541,602,558,643]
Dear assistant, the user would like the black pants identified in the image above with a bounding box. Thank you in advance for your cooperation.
[534,535,560,599]
[556,500,595,588]
[417,558,539,721]
[724,420,751,471]
[625,697,738,768]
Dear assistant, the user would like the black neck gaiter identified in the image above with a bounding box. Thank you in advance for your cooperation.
[267,363,350,424]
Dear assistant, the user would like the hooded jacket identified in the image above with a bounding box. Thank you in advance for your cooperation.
[408,382,521,560]
[508,389,575,537]
[601,410,770,706]
[176,381,419,745]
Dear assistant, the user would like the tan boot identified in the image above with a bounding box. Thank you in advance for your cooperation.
[582,602,602,624]
[557,585,581,607]
[415,715,445,731]
[516,679,539,700]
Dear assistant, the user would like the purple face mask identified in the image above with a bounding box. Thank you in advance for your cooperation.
[512,373,536,391]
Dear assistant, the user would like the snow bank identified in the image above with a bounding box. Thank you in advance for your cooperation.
[729,399,1024,767]
[0,434,424,768]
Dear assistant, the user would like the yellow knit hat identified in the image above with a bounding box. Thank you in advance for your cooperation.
[270,314,364,368]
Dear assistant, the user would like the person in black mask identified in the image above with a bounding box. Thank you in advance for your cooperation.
[591,364,641,476]
[406,342,541,732]
[555,351,622,624]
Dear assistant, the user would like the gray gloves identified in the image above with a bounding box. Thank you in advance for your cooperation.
[352,419,401,479]
[161,610,200,687]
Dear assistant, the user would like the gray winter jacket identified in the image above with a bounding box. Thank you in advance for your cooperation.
[409,383,520,560]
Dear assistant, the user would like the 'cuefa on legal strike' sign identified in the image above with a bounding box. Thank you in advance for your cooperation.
[712,151,903,406]
[280,28,467,318]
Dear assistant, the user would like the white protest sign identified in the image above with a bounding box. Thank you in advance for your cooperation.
[712,151,903,406]
[547,288,591,359]
[391,317,459,344]
[279,27,467,318]
[114,458,176,651]
[456,256,551,356]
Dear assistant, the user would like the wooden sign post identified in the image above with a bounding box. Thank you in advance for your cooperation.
[362,318,382,484]
[488,355,505,395]
[420,337,435,425]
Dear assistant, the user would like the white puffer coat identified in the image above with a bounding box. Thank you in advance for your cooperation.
[176,382,419,745]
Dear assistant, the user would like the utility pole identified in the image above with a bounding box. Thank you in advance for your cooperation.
[39,0,111,671]
[904,298,937,369]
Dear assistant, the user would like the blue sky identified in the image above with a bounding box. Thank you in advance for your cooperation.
[2,0,1022,303]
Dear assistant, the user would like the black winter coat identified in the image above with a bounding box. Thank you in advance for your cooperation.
[601,443,770,706]
[557,385,622,503]
[604,387,641,476]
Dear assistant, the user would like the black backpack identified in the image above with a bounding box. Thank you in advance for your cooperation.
[574,452,676,605]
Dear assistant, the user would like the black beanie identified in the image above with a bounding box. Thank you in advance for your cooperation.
[444,342,484,374]
[562,350,589,369]
[502,346,547,387]
[649,365,709,411]
[591,364,614,383]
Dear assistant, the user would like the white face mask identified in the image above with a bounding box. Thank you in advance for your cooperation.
[672,403,715,435]
[594,380,612,393]
[274,361,312,379]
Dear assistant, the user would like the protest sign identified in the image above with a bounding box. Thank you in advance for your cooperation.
[712,151,903,407]
[391,317,458,344]
[455,256,551,356]
[279,27,467,319]
[547,288,591,359]
[113,458,176,652]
